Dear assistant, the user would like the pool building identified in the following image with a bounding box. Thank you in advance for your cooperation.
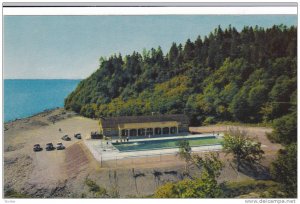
[99,114,189,138]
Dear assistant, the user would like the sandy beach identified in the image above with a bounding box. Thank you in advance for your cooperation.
[4,108,281,198]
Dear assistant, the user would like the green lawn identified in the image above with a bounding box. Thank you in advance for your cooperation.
[189,138,223,147]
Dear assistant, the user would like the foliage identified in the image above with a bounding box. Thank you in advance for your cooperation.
[222,179,281,198]
[268,112,297,144]
[4,188,32,198]
[154,176,223,198]
[270,143,297,198]
[192,152,224,178]
[203,116,216,125]
[223,128,264,171]
[155,178,284,198]
[65,25,296,126]
[177,139,192,163]
[156,152,224,198]
[85,178,107,198]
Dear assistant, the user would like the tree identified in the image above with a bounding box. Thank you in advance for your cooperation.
[268,112,297,144]
[223,128,264,171]
[177,140,192,172]
[270,143,297,198]
[230,87,250,122]
[183,39,194,62]
[168,42,179,71]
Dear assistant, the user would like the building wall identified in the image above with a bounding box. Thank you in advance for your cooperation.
[103,121,189,137]
[179,121,189,132]
[103,129,118,137]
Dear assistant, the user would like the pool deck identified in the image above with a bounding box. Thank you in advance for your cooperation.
[115,133,223,143]
[84,133,224,162]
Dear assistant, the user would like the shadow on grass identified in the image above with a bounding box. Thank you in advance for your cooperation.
[238,161,271,180]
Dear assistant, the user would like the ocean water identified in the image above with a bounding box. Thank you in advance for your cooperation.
[4,79,81,122]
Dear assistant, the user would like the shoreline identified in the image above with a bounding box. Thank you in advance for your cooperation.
[4,107,66,124]
[4,108,79,131]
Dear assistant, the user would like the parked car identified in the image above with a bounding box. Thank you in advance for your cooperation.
[33,144,42,152]
[56,143,65,150]
[46,143,55,151]
[61,135,71,141]
[91,131,103,139]
[74,133,81,139]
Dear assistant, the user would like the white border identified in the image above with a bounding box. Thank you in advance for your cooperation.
[3,6,297,15]
[1,1,299,204]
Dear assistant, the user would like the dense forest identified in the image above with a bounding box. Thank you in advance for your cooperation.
[65,24,296,126]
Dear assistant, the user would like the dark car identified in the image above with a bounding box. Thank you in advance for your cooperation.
[91,131,103,139]
[46,143,55,151]
[74,133,81,139]
[56,143,65,150]
[61,135,71,141]
[33,144,42,152]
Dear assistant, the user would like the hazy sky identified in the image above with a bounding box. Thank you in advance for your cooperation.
[4,15,297,79]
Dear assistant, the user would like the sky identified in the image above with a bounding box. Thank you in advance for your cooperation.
[3,15,297,79]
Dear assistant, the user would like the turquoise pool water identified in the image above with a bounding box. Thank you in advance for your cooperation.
[112,136,223,152]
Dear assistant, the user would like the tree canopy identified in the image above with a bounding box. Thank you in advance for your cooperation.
[65,25,296,126]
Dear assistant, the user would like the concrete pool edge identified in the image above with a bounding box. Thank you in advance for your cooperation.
[116,133,224,143]
[84,134,224,162]
[111,142,223,152]
[111,133,223,152]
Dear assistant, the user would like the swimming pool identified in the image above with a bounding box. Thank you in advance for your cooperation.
[112,136,223,152]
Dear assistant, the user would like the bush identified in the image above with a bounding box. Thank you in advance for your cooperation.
[4,188,31,198]
[85,178,107,197]
[203,116,216,125]
[268,112,297,144]
[222,180,279,198]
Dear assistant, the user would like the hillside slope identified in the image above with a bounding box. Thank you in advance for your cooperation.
[65,25,297,125]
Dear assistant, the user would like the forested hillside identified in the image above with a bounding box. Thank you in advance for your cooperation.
[65,25,297,126]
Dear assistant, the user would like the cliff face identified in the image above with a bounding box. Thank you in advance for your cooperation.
[65,25,297,125]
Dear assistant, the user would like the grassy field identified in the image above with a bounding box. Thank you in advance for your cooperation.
[189,138,223,147]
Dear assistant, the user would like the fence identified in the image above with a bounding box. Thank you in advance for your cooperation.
[100,151,183,168]
[99,145,222,168]
[84,137,222,168]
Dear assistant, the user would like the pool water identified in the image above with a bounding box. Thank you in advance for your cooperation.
[112,136,223,152]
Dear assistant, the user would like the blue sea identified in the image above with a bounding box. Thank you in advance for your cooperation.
[4,79,81,122]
